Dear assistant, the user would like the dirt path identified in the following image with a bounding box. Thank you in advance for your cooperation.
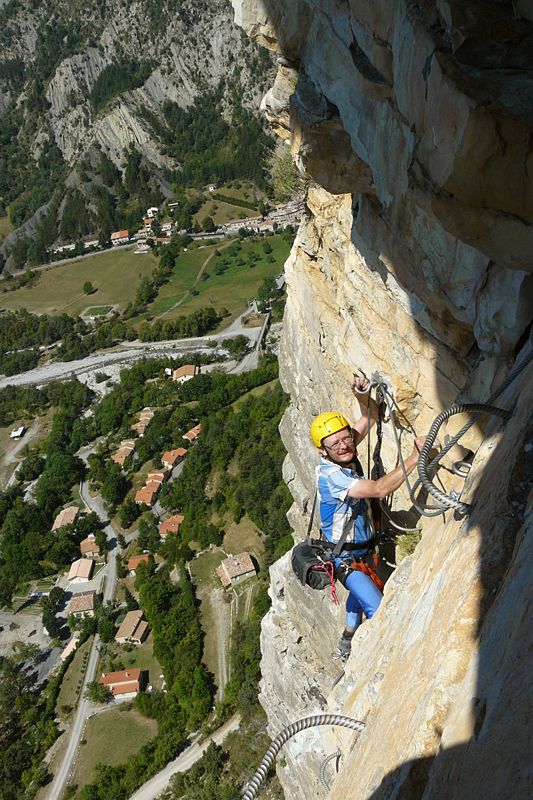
[156,241,233,321]
[1,419,43,489]
[214,589,232,700]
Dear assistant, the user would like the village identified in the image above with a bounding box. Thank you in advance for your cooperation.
[5,360,259,712]
[49,189,305,260]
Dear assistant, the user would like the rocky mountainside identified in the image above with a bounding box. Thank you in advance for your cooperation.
[0,0,273,264]
[231,2,533,799]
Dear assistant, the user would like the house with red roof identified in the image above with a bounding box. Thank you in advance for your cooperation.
[158,513,185,540]
[172,364,198,383]
[110,230,129,246]
[216,552,256,589]
[134,482,160,507]
[182,423,201,442]
[127,554,149,574]
[161,448,187,470]
[99,668,143,697]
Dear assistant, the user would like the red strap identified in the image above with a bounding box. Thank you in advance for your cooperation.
[314,561,339,605]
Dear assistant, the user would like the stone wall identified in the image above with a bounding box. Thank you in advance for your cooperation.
[231,2,533,798]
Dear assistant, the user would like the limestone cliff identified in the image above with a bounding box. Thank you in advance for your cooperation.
[0,0,272,263]
[232,2,533,798]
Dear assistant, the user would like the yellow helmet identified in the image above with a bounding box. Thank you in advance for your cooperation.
[310,412,350,448]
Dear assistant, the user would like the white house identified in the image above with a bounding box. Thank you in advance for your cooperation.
[10,426,26,439]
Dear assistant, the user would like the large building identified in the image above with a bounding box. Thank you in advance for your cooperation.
[161,448,187,470]
[134,482,160,507]
[80,535,100,559]
[68,590,96,618]
[216,552,256,588]
[52,506,79,531]
[99,668,143,697]
[110,230,129,246]
[67,558,94,584]
[115,610,149,645]
[172,364,199,383]
[182,423,201,443]
[158,513,185,540]
[127,554,150,574]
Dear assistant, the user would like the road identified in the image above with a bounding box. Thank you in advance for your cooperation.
[0,316,262,390]
[46,453,120,800]
[128,714,240,800]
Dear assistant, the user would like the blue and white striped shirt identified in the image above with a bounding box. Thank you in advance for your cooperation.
[316,457,372,548]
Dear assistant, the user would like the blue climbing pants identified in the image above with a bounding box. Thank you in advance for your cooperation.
[340,564,383,629]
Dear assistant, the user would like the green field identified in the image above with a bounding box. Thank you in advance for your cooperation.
[99,632,165,691]
[139,234,291,329]
[71,706,157,793]
[0,215,12,242]
[55,637,93,720]
[139,243,222,321]
[194,198,258,226]
[84,305,113,316]
[0,248,158,316]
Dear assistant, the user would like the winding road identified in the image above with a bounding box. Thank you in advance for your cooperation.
[128,715,240,800]
[46,452,120,800]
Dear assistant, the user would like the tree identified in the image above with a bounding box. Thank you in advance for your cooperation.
[16,454,46,481]
[83,281,95,295]
[10,237,30,270]
[49,586,66,609]
[42,608,60,639]
[98,617,116,643]
[266,139,306,200]
[27,238,48,266]
[101,463,129,507]
[124,588,139,611]
[201,216,216,232]
[120,497,141,529]
[85,680,111,704]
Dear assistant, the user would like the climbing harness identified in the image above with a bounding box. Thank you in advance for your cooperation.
[291,493,340,604]
[241,714,365,800]
[291,491,378,605]
[336,552,384,593]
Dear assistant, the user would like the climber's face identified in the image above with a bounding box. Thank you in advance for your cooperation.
[321,427,356,464]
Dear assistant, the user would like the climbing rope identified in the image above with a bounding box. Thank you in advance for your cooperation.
[241,714,365,800]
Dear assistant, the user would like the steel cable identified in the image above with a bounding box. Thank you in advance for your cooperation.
[416,403,511,514]
[319,750,342,792]
[241,714,365,800]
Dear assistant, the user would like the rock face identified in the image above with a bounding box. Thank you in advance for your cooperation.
[232,2,533,799]
[0,0,273,265]
[0,0,268,170]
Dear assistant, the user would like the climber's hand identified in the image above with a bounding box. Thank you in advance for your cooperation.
[352,374,370,394]
[412,436,428,457]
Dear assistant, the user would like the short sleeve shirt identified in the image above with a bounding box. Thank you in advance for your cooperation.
[316,456,372,547]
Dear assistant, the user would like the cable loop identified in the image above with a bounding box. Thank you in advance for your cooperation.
[241,714,365,800]
[417,402,511,515]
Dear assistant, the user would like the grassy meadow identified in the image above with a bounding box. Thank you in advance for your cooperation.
[71,707,157,793]
[0,248,158,316]
[151,235,290,327]
[0,215,12,242]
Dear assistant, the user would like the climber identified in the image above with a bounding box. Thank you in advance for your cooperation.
[310,376,426,661]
